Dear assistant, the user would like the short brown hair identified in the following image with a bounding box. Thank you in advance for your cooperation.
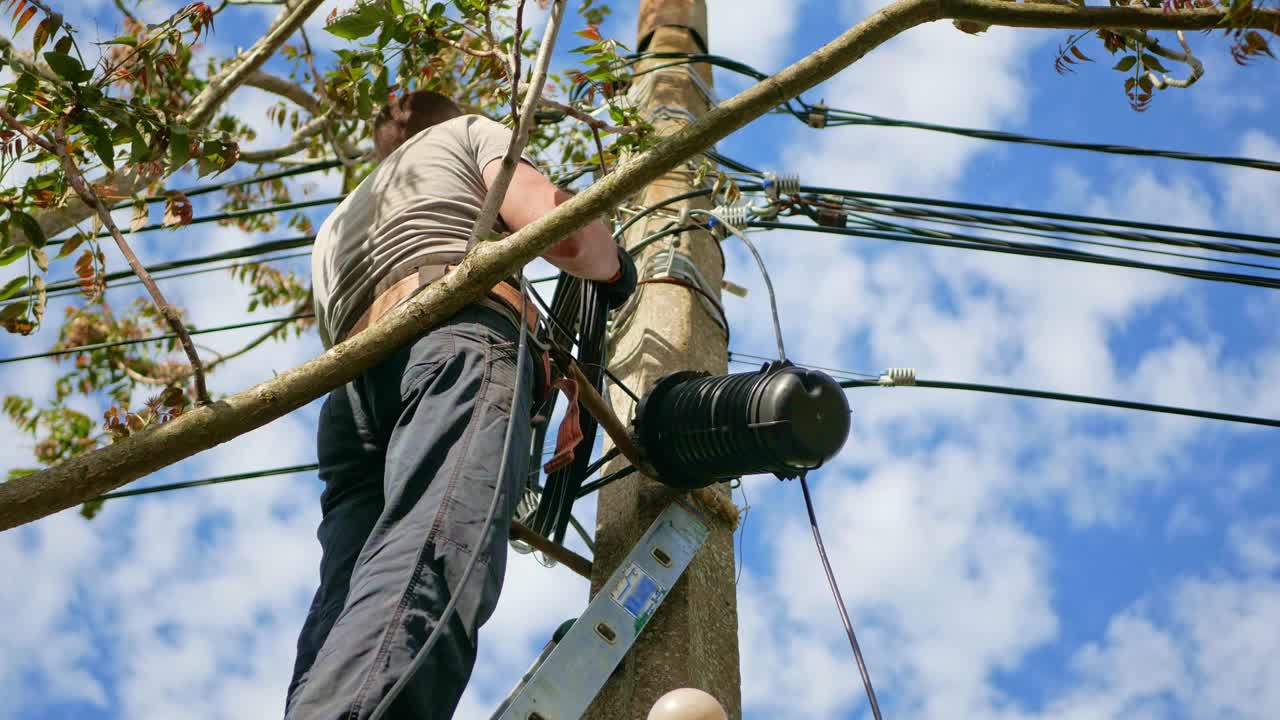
[372,90,464,159]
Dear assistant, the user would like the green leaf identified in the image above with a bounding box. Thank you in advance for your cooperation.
[42,51,92,83]
[0,244,26,267]
[387,0,406,15]
[1143,54,1169,73]
[0,301,26,322]
[1113,55,1137,72]
[169,124,190,170]
[79,115,115,170]
[0,276,28,302]
[129,124,150,164]
[10,209,44,247]
[324,3,388,40]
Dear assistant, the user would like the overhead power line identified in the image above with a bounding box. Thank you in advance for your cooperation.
[801,185,1280,248]
[833,197,1280,261]
[88,196,342,241]
[752,220,1280,291]
[94,463,319,501]
[0,313,313,366]
[19,235,316,300]
[841,377,1280,428]
[820,109,1280,173]
[111,159,345,211]
[620,52,1280,173]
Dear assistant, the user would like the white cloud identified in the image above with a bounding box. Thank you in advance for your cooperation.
[1217,129,1280,234]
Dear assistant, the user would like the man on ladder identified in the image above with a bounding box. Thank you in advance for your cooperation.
[285,90,636,720]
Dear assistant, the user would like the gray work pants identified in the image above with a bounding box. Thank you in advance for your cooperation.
[286,304,534,720]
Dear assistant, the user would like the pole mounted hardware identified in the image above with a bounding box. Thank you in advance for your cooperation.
[633,361,851,489]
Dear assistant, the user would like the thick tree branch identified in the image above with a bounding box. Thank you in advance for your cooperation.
[4,0,1279,530]
[244,70,322,114]
[945,0,1280,32]
[182,0,326,129]
[239,109,333,163]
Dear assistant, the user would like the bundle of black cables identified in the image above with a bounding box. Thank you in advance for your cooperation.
[527,274,611,543]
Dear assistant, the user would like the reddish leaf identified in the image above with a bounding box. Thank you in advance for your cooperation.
[1069,46,1091,63]
[162,192,193,228]
[14,5,34,34]
[74,249,94,277]
[575,25,602,42]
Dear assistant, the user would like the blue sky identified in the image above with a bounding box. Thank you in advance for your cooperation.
[2,1,1279,719]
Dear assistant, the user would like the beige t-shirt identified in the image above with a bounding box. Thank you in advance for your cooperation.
[311,114,530,347]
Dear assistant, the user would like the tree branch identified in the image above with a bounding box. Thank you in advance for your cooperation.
[945,0,1280,32]
[3,0,1279,530]
[239,109,333,163]
[46,122,212,406]
[1121,28,1204,89]
[0,35,58,82]
[468,0,568,246]
[17,0,329,249]
[182,0,327,129]
[539,98,640,135]
[244,70,323,114]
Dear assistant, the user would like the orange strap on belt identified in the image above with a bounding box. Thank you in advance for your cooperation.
[542,376,584,474]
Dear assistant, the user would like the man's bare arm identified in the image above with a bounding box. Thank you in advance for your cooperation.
[482,160,621,281]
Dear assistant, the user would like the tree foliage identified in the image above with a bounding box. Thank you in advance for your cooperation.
[0,0,1274,511]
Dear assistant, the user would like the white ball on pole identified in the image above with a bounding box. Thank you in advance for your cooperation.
[647,688,728,720]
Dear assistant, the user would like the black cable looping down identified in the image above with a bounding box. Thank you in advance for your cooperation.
[528,277,611,543]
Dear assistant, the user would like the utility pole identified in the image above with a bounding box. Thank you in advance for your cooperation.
[587,1,742,718]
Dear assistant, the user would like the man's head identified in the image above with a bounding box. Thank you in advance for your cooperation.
[372,90,464,160]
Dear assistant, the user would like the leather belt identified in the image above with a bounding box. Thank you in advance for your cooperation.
[337,255,552,404]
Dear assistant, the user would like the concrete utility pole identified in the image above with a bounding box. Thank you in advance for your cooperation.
[587,1,742,718]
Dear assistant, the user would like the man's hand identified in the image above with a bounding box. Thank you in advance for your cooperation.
[593,245,637,309]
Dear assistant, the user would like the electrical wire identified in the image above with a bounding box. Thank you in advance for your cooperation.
[575,464,636,498]
[613,51,1280,173]
[81,196,342,242]
[822,109,1280,173]
[118,159,345,209]
[23,235,315,300]
[367,274,533,720]
[0,313,314,365]
[801,185,1280,248]
[833,197,1280,261]
[800,472,884,720]
[840,377,1280,428]
[840,212,1280,274]
[43,250,313,303]
[751,220,1280,291]
[93,463,319,501]
[700,210,785,360]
